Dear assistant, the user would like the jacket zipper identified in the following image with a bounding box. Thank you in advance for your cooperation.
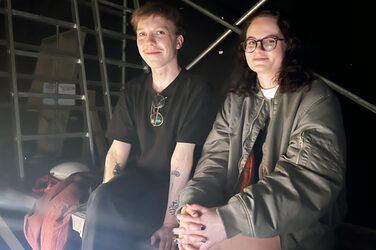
[237,99,265,174]
[296,131,304,164]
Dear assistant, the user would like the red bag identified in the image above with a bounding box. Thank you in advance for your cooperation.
[32,173,60,194]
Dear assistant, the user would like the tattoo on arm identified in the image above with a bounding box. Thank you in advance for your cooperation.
[171,170,180,177]
[168,200,179,215]
[170,169,181,190]
[113,163,121,175]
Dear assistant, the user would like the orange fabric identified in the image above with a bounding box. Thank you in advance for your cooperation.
[240,149,255,192]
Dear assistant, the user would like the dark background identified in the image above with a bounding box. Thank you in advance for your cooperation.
[0,0,374,246]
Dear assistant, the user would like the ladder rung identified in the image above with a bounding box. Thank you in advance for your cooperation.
[20,103,84,111]
[0,40,80,63]
[0,71,79,85]
[4,40,77,59]
[106,58,145,69]
[87,80,122,88]
[77,0,132,18]
[98,0,133,13]
[83,53,145,70]
[17,92,85,100]
[102,28,136,41]
[81,26,136,41]
[14,49,80,63]
[21,132,88,141]
[8,8,75,29]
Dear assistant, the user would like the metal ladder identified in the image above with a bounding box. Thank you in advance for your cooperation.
[1,0,143,179]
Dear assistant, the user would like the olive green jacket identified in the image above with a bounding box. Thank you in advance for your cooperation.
[178,79,346,250]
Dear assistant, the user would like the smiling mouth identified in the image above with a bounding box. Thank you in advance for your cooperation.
[145,50,161,55]
[254,58,268,61]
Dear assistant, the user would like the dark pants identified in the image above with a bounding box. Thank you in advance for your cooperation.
[81,168,169,250]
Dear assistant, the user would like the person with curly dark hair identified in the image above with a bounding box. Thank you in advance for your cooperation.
[230,10,312,96]
[174,10,346,250]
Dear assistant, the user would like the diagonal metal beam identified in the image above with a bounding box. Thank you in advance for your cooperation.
[185,0,268,70]
[181,0,241,34]
[314,73,376,114]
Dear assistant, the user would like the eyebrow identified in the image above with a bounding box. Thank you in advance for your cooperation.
[137,25,170,32]
[246,34,281,40]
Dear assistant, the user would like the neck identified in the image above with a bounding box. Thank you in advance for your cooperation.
[257,73,279,89]
[151,64,181,93]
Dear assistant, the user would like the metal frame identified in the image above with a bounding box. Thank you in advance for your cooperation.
[71,0,95,167]
[1,0,142,179]
[91,0,112,122]
[183,0,268,70]
[5,0,24,178]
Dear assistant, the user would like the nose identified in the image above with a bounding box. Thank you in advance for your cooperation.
[146,34,156,44]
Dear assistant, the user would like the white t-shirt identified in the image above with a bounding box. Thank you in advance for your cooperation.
[261,85,279,99]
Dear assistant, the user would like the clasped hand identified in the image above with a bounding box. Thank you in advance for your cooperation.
[173,204,227,250]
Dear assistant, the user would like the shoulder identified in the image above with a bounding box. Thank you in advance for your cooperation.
[119,73,150,98]
[124,73,150,90]
[299,77,337,107]
[177,70,215,104]
[291,77,340,117]
[180,70,210,91]
[224,92,258,110]
[304,77,333,99]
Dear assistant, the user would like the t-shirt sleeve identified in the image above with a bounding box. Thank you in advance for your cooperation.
[105,90,136,144]
[177,77,217,145]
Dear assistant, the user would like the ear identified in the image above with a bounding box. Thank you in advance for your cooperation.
[176,35,184,50]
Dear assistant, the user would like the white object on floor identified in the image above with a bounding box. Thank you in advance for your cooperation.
[50,162,89,180]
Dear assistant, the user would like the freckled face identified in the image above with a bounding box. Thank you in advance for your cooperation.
[136,15,183,70]
[245,16,286,76]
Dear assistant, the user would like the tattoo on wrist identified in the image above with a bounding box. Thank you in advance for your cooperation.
[113,163,121,175]
[168,200,178,215]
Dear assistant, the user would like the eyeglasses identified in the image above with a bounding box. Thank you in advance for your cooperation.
[241,36,284,53]
[150,94,167,127]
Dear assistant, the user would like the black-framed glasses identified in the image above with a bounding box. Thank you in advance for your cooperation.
[241,36,284,53]
[150,94,167,127]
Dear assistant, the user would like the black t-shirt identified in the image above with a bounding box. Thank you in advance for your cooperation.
[106,70,216,177]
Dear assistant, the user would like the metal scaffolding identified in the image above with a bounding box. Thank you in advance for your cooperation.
[1,0,143,179]
[1,0,374,180]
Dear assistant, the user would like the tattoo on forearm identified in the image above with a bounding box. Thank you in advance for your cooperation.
[170,169,181,190]
[168,200,179,215]
[113,163,121,175]
[171,170,180,177]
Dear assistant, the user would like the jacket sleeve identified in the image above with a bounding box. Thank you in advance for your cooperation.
[217,89,347,239]
[178,94,232,211]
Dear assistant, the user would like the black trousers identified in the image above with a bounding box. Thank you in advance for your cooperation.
[81,168,169,250]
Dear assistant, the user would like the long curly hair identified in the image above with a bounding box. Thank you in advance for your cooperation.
[230,10,313,96]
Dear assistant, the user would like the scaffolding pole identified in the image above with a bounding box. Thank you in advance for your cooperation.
[185,0,268,70]
[314,73,376,114]
[71,0,96,167]
[181,0,241,34]
[5,0,24,178]
[92,0,112,122]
